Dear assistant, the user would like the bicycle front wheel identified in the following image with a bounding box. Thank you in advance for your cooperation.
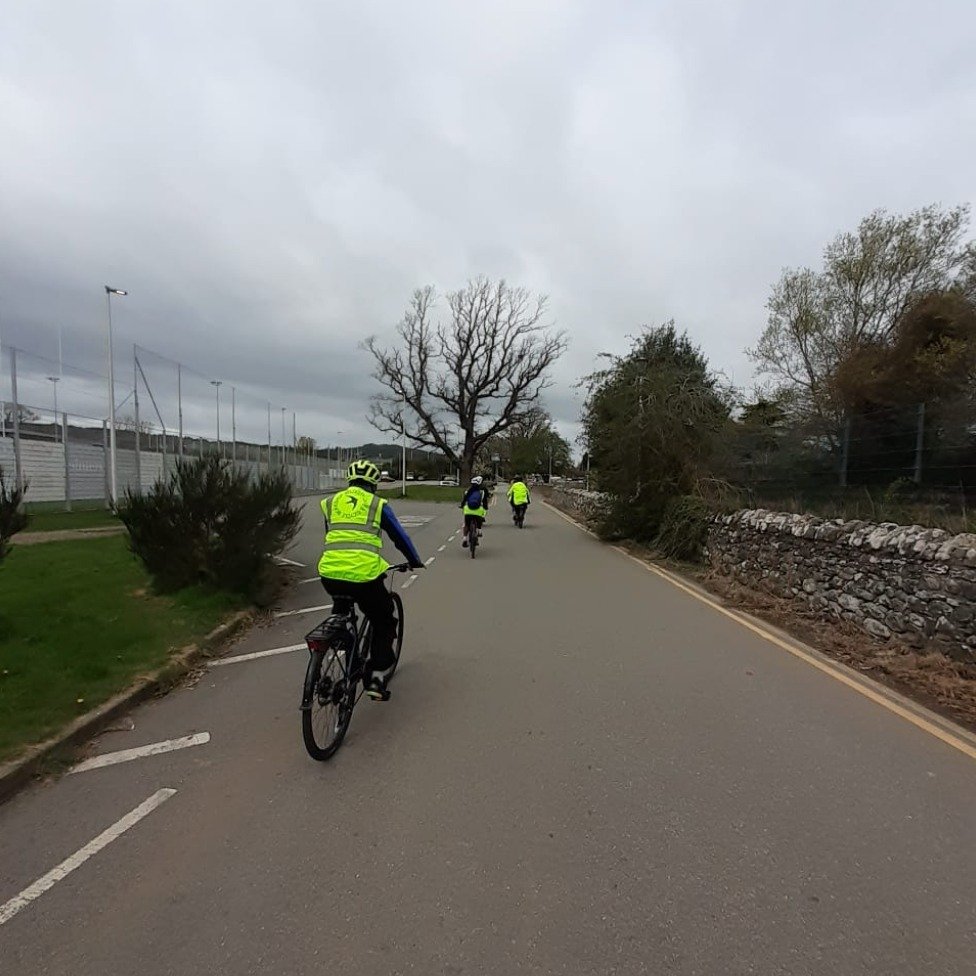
[301,649,354,761]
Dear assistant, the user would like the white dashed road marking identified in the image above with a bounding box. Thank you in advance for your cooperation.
[425,556,436,566]
[211,644,307,667]
[274,604,332,618]
[274,556,305,568]
[437,545,446,552]
[70,733,211,774]
[0,789,177,927]
[401,575,419,590]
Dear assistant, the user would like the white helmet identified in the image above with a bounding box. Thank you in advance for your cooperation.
[471,476,484,485]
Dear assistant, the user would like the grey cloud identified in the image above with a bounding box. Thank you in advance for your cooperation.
[2,0,974,451]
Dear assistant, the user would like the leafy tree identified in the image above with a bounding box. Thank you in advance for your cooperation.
[366,278,567,483]
[752,204,976,428]
[485,409,571,478]
[581,323,730,540]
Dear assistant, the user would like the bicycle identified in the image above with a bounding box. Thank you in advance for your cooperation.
[512,504,527,529]
[464,516,481,558]
[300,563,410,761]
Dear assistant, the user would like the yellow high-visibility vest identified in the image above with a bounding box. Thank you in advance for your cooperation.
[317,486,389,582]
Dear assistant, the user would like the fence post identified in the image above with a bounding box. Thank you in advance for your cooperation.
[839,414,851,489]
[102,420,110,509]
[913,402,925,485]
[62,412,72,512]
[10,347,23,491]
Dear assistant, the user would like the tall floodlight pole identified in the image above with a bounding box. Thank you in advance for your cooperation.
[47,376,60,442]
[104,286,127,503]
[210,380,222,455]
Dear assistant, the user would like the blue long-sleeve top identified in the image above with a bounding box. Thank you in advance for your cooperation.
[380,504,424,567]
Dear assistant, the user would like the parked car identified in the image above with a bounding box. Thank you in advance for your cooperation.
[439,477,459,487]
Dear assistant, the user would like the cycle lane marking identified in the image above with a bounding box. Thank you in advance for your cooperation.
[0,789,177,927]
[211,644,307,667]
[70,734,210,775]
[274,604,332,618]
[401,575,419,590]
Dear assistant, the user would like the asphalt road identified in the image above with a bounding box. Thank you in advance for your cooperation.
[1,494,975,975]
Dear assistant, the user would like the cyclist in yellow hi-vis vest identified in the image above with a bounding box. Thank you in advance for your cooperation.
[507,475,531,523]
[318,460,424,701]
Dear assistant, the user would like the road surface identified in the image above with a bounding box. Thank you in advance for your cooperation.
[1,496,975,974]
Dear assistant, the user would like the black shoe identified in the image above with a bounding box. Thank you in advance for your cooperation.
[365,675,390,702]
[462,538,468,548]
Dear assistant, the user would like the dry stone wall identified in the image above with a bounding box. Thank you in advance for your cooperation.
[708,510,976,663]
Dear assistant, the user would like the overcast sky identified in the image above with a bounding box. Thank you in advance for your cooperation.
[2,0,975,449]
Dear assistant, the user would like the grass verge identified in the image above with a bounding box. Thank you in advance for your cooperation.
[379,485,463,503]
[26,509,120,533]
[0,535,243,762]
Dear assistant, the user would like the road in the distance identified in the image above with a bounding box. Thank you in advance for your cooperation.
[1,495,975,975]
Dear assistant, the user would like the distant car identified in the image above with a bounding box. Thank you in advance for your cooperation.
[439,477,459,487]
[379,473,394,482]
[405,473,416,481]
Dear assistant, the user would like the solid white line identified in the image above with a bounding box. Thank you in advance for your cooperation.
[274,604,332,618]
[437,545,446,552]
[210,644,306,667]
[425,556,436,565]
[275,556,305,568]
[401,574,419,590]
[0,789,177,926]
[70,733,210,774]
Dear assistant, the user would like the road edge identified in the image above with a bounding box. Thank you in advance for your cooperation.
[543,500,976,764]
[0,610,255,805]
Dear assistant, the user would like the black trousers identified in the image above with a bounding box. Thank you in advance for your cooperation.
[320,576,396,672]
[463,513,484,533]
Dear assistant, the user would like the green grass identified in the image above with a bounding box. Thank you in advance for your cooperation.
[26,509,120,533]
[0,535,242,762]
[379,485,462,503]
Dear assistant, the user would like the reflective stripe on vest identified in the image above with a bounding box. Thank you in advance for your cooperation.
[318,488,389,582]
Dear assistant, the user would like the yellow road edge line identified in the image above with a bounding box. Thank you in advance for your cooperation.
[543,501,976,763]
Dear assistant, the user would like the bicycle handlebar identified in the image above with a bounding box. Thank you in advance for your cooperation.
[389,562,423,572]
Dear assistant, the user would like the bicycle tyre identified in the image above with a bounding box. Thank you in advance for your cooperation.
[301,649,354,761]
[469,525,477,558]
[387,591,405,678]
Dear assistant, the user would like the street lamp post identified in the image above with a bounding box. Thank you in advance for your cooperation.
[47,376,60,442]
[104,286,127,504]
[281,407,286,468]
[210,380,222,455]
[231,386,237,463]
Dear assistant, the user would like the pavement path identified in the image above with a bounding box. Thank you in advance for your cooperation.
[1,495,975,974]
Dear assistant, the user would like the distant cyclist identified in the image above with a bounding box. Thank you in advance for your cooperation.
[507,475,531,524]
[318,460,424,701]
[460,476,488,548]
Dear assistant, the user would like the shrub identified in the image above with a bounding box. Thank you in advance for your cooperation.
[655,495,709,562]
[117,455,300,603]
[594,489,670,543]
[0,467,28,563]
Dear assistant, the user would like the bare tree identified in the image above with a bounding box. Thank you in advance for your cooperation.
[366,278,567,482]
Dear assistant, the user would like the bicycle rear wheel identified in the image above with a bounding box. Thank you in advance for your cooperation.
[387,592,405,678]
[469,525,478,558]
[301,648,354,761]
